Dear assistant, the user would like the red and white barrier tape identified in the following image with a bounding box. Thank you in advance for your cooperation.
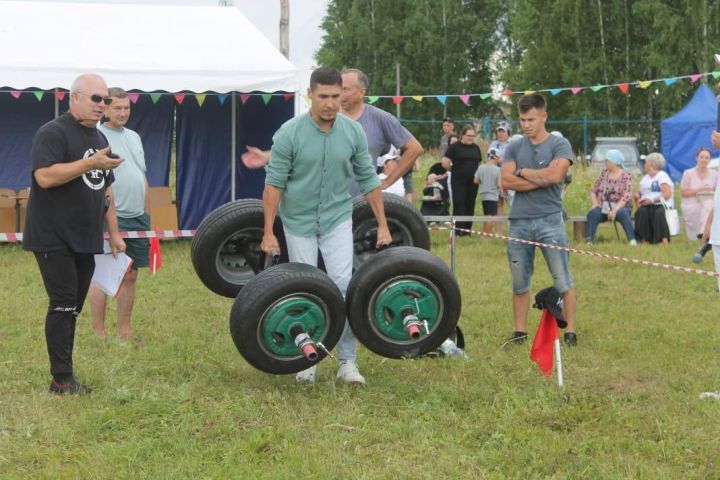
[433,224,720,278]
[0,230,195,243]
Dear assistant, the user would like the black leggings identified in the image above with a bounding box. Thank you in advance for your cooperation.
[34,249,95,379]
[451,170,479,233]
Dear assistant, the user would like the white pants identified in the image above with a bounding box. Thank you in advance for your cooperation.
[714,245,720,293]
[283,220,357,361]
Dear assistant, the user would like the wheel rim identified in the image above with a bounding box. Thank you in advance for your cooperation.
[215,227,265,285]
[366,275,443,344]
[257,293,332,359]
[353,218,413,268]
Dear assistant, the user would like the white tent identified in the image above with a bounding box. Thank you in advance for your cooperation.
[0,1,299,93]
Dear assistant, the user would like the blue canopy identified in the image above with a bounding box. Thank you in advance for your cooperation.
[661,84,719,181]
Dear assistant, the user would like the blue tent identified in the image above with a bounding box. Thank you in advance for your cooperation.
[661,84,719,181]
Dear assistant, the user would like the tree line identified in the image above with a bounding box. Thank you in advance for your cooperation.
[316,0,720,155]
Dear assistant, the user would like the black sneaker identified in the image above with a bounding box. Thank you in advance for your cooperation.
[564,332,577,347]
[509,331,528,344]
[49,377,93,395]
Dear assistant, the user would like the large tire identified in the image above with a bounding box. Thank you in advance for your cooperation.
[230,263,346,375]
[352,193,430,269]
[346,247,461,358]
[191,199,288,298]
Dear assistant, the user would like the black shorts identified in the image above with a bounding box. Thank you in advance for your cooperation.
[482,200,498,216]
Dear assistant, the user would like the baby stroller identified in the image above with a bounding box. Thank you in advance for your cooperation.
[420,181,449,222]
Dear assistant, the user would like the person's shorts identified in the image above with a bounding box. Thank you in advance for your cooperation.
[118,213,150,269]
[402,171,413,194]
[482,200,498,215]
[507,212,573,294]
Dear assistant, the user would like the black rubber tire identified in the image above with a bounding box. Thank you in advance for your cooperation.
[346,246,461,358]
[230,263,346,375]
[351,193,431,269]
[191,199,288,298]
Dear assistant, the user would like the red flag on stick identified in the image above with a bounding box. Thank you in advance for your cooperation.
[530,309,558,377]
[149,237,162,275]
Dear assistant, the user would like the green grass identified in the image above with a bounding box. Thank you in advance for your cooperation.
[1,158,719,478]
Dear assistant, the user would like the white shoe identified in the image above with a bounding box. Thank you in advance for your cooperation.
[295,365,316,383]
[336,360,365,385]
[629,240,637,246]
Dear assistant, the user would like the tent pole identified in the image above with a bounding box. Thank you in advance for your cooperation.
[231,91,237,201]
[54,88,59,118]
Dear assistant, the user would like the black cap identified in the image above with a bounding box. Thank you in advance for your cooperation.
[442,117,454,123]
[533,286,567,328]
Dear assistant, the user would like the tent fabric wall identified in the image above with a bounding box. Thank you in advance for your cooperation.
[124,94,174,187]
[661,84,719,181]
[0,91,55,190]
[176,95,294,230]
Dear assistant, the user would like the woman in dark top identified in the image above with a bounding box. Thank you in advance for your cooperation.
[443,125,482,235]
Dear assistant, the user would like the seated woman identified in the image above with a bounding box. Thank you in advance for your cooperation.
[634,152,674,245]
[680,147,718,240]
[585,149,636,245]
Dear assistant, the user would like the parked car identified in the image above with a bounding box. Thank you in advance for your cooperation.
[587,137,644,173]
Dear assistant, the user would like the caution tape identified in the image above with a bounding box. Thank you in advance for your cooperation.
[0,229,196,243]
[431,224,720,278]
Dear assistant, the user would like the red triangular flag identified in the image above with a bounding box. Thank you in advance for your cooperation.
[174,93,185,105]
[530,309,558,377]
[617,83,630,94]
[391,95,404,105]
[149,237,162,274]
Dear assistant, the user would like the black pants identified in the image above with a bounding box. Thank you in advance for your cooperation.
[451,170,479,234]
[34,249,95,379]
[634,204,670,244]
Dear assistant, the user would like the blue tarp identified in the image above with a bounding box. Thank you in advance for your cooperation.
[661,84,719,181]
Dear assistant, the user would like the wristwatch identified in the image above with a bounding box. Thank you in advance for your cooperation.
[514,167,523,177]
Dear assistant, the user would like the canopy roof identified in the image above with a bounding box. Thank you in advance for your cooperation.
[0,1,299,93]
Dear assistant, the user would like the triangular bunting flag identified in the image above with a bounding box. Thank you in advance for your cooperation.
[261,94,272,105]
[570,87,583,95]
[550,88,562,96]
[459,94,470,105]
[712,71,720,79]
[174,94,185,105]
[479,93,492,100]
[55,91,66,101]
[411,95,423,102]
[523,90,535,96]
[217,94,228,105]
[240,94,251,104]
[637,81,652,89]
[391,96,404,105]
[366,96,379,104]
[690,74,702,83]
[150,93,162,104]
[590,85,604,92]
[664,77,678,86]
[127,93,139,104]
[10,91,21,99]
[283,93,294,102]
[502,88,513,97]
[33,90,44,101]
[195,94,206,107]
[618,83,630,94]
[436,95,447,105]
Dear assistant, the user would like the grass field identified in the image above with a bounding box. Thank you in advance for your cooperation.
[1,160,719,479]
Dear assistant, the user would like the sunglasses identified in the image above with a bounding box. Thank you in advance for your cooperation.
[76,91,113,105]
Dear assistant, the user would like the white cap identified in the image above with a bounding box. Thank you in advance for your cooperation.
[377,147,400,167]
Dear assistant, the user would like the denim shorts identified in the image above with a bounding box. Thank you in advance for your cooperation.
[507,212,573,294]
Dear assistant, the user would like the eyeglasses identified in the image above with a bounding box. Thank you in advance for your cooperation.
[76,91,113,105]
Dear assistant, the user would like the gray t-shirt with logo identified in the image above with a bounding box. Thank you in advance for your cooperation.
[350,104,412,196]
[502,135,573,219]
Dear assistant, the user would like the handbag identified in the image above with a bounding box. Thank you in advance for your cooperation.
[660,198,680,236]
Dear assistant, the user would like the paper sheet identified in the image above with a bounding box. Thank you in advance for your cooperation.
[91,252,133,297]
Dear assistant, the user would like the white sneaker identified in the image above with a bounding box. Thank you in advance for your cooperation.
[629,240,637,246]
[336,360,366,385]
[295,365,316,383]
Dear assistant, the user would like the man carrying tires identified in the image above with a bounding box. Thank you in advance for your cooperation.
[261,67,392,385]
[500,93,577,347]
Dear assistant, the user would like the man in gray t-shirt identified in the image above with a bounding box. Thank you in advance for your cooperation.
[340,68,423,197]
[500,93,577,347]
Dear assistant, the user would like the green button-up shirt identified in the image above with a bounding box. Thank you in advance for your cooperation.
[265,112,380,236]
